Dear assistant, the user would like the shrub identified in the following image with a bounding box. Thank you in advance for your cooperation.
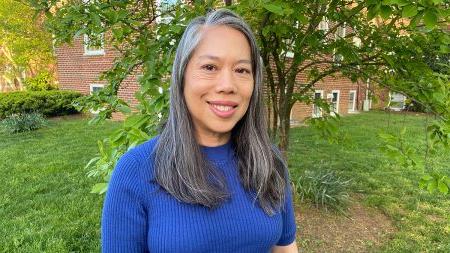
[23,71,57,91]
[295,170,351,213]
[404,99,427,113]
[0,112,47,133]
[0,90,83,119]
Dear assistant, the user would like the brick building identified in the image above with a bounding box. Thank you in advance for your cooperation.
[55,26,383,123]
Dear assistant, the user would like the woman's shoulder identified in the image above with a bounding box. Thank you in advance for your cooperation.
[126,135,160,161]
[114,135,160,181]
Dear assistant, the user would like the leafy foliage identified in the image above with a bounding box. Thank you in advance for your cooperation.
[419,173,450,194]
[0,0,54,91]
[0,112,47,133]
[0,90,82,118]
[295,169,351,213]
[379,128,418,168]
[23,71,57,91]
[25,0,450,194]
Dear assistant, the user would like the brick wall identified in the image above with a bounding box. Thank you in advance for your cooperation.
[55,35,140,105]
[56,37,386,123]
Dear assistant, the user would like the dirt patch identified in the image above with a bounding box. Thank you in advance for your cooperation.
[296,195,396,252]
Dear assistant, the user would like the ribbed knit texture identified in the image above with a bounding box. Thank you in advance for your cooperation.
[101,137,296,253]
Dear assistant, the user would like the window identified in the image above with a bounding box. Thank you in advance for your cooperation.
[389,92,406,111]
[284,21,299,58]
[89,84,105,114]
[333,24,346,63]
[90,84,104,94]
[84,33,105,56]
[312,90,324,118]
[329,90,340,115]
[348,90,357,112]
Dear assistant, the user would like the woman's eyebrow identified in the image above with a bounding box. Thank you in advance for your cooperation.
[198,55,251,64]
[236,59,251,65]
[198,55,220,61]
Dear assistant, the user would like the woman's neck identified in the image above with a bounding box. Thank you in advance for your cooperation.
[195,132,231,147]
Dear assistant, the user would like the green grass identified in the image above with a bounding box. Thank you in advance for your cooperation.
[0,116,120,253]
[0,111,449,252]
[289,111,450,252]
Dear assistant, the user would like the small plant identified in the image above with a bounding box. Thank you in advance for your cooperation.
[295,170,351,213]
[24,71,57,91]
[0,112,48,133]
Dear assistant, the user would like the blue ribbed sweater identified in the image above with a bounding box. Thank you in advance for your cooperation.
[101,137,296,252]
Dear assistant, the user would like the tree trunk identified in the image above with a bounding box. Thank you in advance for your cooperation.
[271,102,278,141]
[278,112,290,160]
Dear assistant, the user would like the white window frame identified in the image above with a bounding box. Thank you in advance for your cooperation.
[333,24,346,63]
[284,21,300,58]
[388,92,406,111]
[89,84,105,114]
[90,83,104,94]
[312,90,324,118]
[330,90,340,115]
[84,33,105,56]
[348,90,357,113]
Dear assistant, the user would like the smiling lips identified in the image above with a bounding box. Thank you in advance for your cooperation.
[207,101,238,118]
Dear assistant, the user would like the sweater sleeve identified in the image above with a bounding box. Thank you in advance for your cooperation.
[101,152,149,253]
[276,182,297,246]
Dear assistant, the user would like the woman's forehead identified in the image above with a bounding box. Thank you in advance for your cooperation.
[192,25,252,61]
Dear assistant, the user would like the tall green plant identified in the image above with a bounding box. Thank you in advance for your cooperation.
[0,0,55,90]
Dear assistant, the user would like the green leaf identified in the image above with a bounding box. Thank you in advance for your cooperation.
[439,45,449,53]
[423,10,438,28]
[380,5,392,19]
[402,5,418,18]
[263,3,284,15]
[431,0,443,4]
[367,5,380,20]
[422,175,433,181]
[84,156,101,170]
[382,0,397,4]
[427,180,438,193]
[438,180,449,194]
[297,14,308,25]
[91,183,108,194]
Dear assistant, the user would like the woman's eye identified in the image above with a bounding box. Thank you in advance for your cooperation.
[236,68,251,74]
[201,64,217,71]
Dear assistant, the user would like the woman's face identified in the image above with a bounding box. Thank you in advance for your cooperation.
[183,25,254,146]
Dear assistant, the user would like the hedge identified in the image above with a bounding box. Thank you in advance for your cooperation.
[0,90,83,119]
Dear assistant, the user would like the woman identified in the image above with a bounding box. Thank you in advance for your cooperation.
[102,9,298,253]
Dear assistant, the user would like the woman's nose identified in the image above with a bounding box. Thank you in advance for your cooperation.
[215,69,237,94]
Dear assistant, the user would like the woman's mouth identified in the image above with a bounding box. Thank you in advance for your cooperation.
[207,101,238,118]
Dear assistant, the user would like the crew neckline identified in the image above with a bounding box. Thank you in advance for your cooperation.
[201,140,234,162]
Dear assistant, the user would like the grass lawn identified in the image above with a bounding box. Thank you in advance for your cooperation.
[0,116,120,252]
[0,111,448,252]
[289,111,450,252]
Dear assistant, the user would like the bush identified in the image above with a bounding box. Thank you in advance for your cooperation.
[404,99,427,112]
[295,170,351,213]
[0,112,47,133]
[0,90,83,119]
[24,71,57,91]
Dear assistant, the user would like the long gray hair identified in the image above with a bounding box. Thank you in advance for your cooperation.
[153,8,287,215]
